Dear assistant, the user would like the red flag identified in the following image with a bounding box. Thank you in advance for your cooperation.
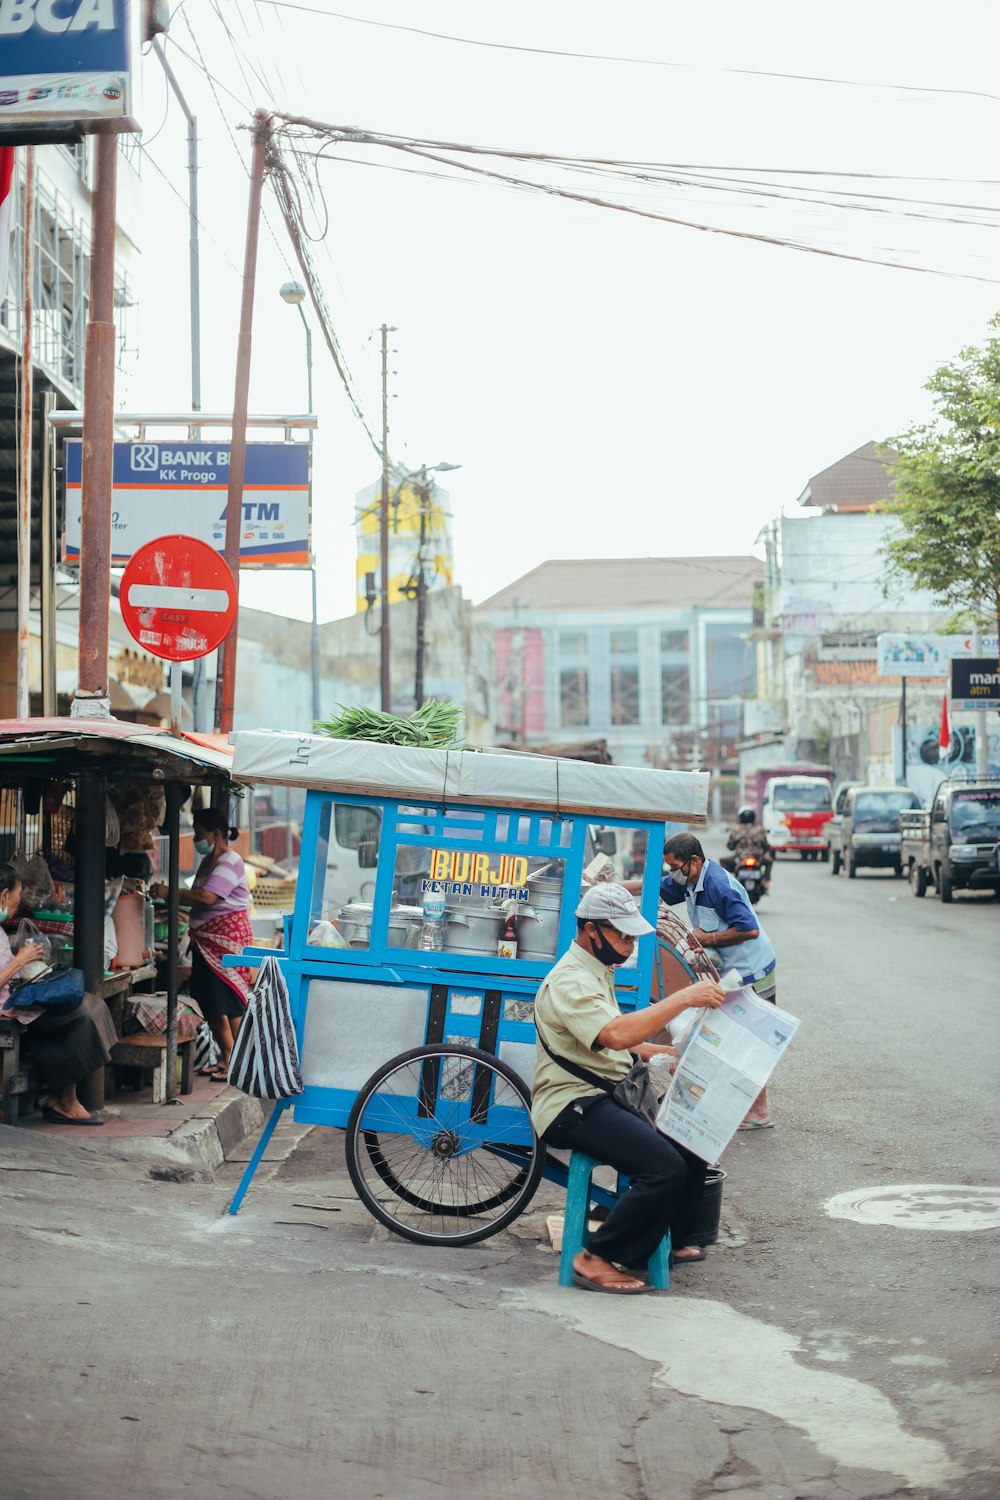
[938,693,951,761]
[0,147,14,308]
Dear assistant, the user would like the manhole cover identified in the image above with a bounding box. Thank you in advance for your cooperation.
[825,1184,1000,1232]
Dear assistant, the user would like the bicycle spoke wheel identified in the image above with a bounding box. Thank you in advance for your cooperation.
[344,1045,543,1246]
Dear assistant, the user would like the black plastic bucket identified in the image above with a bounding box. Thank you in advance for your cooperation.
[686,1166,726,1247]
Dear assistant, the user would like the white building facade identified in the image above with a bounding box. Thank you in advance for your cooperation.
[476,557,761,777]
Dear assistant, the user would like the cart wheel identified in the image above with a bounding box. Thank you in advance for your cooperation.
[344,1044,544,1246]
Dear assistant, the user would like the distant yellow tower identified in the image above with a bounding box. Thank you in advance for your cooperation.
[354,470,455,612]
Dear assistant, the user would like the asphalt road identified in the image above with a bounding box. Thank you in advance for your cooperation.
[0,850,997,1500]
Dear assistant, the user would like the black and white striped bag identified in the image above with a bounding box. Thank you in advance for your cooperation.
[227,955,303,1099]
[194,1021,220,1074]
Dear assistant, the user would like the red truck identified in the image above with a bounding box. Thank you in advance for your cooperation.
[742,763,835,860]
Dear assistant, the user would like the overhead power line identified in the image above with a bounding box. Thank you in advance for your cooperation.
[269,142,382,456]
[234,1,1000,106]
[270,116,1000,283]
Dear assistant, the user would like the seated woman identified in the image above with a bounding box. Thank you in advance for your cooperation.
[0,861,116,1126]
[152,810,253,1082]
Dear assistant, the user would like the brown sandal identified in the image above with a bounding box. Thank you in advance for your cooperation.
[572,1264,651,1295]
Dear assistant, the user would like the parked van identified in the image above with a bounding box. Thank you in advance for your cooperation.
[833,786,922,878]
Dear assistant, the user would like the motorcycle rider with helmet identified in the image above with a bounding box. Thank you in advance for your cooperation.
[721,806,774,891]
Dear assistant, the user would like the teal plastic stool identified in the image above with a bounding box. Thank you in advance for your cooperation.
[558,1151,670,1290]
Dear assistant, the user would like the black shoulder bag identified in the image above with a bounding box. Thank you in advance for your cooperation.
[537,1029,660,1129]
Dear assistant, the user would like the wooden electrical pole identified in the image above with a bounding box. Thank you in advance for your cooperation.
[73,133,118,717]
[16,147,34,718]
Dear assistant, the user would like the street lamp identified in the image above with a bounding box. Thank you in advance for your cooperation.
[394,461,461,708]
[279,281,321,723]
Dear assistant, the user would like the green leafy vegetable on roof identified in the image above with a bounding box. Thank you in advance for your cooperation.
[315,700,464,748]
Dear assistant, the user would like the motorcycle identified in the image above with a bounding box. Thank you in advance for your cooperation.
[734,854,765,905]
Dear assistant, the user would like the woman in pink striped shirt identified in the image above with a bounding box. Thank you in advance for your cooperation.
[152,810,253,1082]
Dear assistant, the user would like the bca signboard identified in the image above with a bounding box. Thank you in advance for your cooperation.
[0,0,137,135]
[64,439,311,568]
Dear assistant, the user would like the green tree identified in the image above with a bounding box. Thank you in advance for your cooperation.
[882,323,1000,645]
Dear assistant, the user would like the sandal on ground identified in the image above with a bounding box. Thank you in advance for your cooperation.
[42,1105,105,1127]
[670,1246,707,1264]
[572,1264,652,1295]
[738,1118,775,1131]
[207,1067,230,1083]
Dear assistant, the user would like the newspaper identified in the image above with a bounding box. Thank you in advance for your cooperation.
[657,976,800,1164]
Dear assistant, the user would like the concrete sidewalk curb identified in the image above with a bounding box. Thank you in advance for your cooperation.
[116,1089,267,1180]
[0,1090,266,1183]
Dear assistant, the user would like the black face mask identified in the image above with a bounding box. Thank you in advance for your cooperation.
[590,923,630,967]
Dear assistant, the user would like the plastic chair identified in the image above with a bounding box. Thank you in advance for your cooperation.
[558,1150,670,1290]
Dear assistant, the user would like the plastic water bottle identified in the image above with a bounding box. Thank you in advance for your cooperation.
[418,888,446,951]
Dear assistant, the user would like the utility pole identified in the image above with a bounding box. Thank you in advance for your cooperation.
[16,147,34,719]
[153,39,201,412]
[413,468,429,709]
[73,132,118,719]
[217,110,270,735]
[379,322,391,711]
[153,38,203,734]
[305,318,320,723]
[972,627,990,779]
[40,391,56,716]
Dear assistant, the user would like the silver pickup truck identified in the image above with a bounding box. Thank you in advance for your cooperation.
[901,780,1000,902]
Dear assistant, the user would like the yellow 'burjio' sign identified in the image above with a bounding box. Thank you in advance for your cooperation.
[429,850,529,886]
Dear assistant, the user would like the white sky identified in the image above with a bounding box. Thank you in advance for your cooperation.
[123,0,1000,623]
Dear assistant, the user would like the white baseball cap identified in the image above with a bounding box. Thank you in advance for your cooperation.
[575,882,655,937]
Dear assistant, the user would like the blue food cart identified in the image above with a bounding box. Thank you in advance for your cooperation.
[226,732,709,1243]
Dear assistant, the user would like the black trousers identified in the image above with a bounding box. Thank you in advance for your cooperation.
[543,1096,707,1269]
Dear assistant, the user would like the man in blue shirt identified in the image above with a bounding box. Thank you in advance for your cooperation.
[660,833,777,1130]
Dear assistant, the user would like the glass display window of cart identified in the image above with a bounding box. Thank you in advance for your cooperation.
[296,794,662,992]
[301,796,383,954]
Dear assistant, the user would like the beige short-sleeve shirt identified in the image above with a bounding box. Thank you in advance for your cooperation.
[531,943,633,1138]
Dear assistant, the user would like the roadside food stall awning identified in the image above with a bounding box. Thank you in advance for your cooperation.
[0,719,236,783]
[230,731,710,825]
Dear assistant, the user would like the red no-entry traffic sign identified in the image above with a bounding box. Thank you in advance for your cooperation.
[120,535,238,662]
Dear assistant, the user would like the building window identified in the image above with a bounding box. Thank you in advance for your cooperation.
[610,630,640,725]
[559,631,589,727]
[661,630,689,724]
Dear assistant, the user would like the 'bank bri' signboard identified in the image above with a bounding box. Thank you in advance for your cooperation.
[0,0,137,135]
[64,440,311,568]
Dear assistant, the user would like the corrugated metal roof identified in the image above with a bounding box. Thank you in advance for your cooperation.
[476,556,762,613]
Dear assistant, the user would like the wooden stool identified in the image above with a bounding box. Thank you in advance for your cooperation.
[0,1016,40,1125]
[558,1151,670,1290]
[110,1034,195,1103]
